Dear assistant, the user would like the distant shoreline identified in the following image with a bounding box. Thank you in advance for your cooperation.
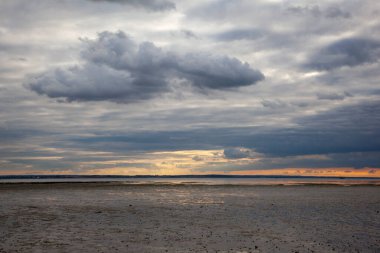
[0,182,379,187]
[1,174,380,180]
[1,174,379,186]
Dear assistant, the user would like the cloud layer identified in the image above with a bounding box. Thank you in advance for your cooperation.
[88,0,175,11]
[223,147,257,159]
[306,38,380,70]
[26,31,264,103]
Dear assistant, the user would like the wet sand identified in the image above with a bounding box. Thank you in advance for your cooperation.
[0,183,379,252]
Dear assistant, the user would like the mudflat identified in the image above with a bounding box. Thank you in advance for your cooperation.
[0,183,379,252]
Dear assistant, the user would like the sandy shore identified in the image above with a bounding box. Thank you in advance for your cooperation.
[0,183,379,252]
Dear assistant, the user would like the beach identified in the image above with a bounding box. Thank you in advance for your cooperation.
[0,183,379,252]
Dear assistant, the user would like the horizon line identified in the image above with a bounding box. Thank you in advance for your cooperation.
[1,174,380,179]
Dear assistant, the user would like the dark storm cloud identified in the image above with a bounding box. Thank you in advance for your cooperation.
[88,0,175,11]
[306,38,380,70]
[26,31,264,103]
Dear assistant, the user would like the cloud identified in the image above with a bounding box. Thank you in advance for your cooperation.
[261,99,287,109]
[316,91,352,100]
[27,64,169,102]
[286,5,322,18]
[325,7,351,19]
[214,28,263,41]
[171,29,198,39]
[286,5,351,19]
[192,155,204,161]
[214,152,380,171]
[306,38,380,70]
[223,147,257,159]
[26,31,264,103]
[187,0,243,21]
[87,0,175,11]
[71,100,380,158]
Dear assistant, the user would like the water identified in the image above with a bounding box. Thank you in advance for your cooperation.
[1,176,379,186]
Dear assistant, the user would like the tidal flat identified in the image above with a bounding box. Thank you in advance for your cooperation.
[0,183,379,252]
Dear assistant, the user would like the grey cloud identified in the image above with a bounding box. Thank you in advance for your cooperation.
[316,91,352,101]
[26,31,264,103]
[286,5,322,18]
[175,53,264,90]
[88,0,175,11]
[3,100,379,172]
[260,100,308,110]
[71,101,380,158]
[306,38,380,70]
[27,63,168,102]
[0,124,50,142]
[261,99,287,109]
[286,5,351,19]
[188,0,242,21]
[258,152,380,170]
[223,147,256,159]
[296,100,380,132]
[164,29,198,40]
[174,29,197,39]
[214,28,263,41]
[325,7,351,19]
[204,152,380,172]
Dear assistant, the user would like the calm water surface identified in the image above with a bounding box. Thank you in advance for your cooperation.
[1,177,379,185]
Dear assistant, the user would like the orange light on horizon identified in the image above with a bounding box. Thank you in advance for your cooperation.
[1,149,379,177]
[230,168,380,178]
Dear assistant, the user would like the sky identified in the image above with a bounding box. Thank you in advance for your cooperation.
[0,0,379,176]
